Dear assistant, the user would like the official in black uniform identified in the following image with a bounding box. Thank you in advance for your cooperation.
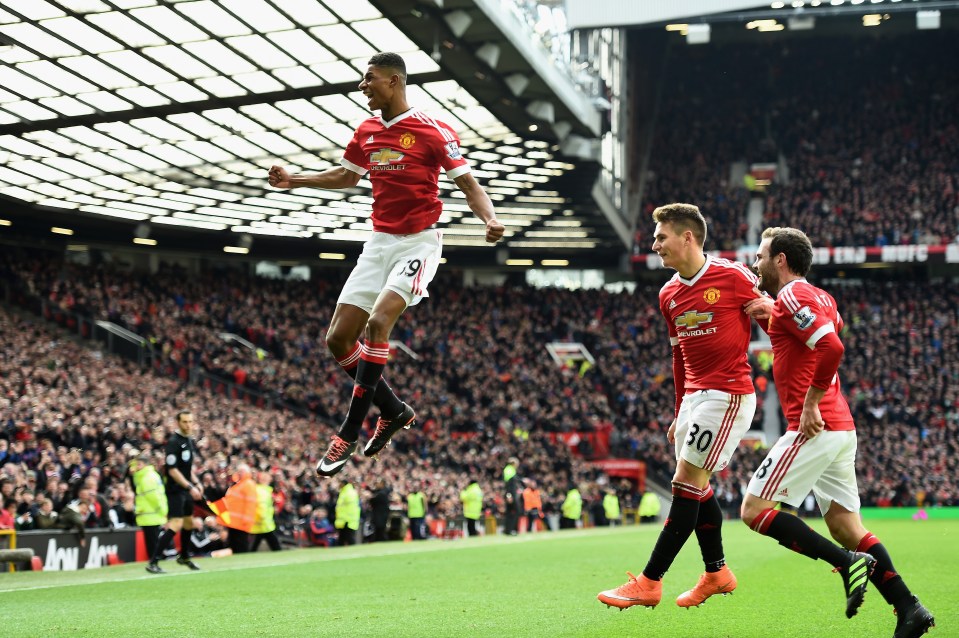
[147,411,203,574]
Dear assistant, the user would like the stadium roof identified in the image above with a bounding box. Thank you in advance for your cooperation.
[0,0,622,266]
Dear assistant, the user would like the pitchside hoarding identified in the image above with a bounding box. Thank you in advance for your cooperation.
[14,528,139,571]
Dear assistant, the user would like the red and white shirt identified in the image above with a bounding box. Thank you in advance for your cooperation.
[660,255,759,398]
[768,279,854,431]
[341,108,471,234]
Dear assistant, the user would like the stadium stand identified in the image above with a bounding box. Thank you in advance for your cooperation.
[2,248,956,536]
[636,31,959,252]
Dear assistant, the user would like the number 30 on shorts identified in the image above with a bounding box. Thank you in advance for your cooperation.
[396,259,422,277]
[685,423,714,452]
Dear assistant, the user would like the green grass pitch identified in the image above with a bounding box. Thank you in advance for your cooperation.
[1,519,952,637]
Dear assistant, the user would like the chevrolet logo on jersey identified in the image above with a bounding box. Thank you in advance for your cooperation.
[675,310,714,329]
[370,148,404,165]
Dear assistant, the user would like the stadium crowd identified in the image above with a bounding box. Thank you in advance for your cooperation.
[638,32,959,252]
[0,291,603,543]
[2,245,956,547]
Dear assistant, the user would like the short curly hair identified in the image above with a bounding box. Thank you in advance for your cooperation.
[368,52,407,79]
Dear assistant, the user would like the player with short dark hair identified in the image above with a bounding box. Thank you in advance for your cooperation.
[146,410,202,574]
[742,226,934,636]
[269,52,504,478]
[599,203,761,609]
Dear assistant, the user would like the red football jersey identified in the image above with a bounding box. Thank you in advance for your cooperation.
[768,279,854,431]
[659,256,759,395]
[341,108,471,234]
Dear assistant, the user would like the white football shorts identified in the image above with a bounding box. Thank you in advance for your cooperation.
[338,228,443,313]
[746,429,860,514]
[674,389,756,472]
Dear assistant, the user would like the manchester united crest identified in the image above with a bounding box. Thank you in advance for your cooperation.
[703,287,721,304]
[399,132,416,149]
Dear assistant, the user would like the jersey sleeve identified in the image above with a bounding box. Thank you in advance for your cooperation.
[340,125,367,175]
[659,286,678,344]
[163,439,177,471]
[777,284,836,350]
[434,123,471,179]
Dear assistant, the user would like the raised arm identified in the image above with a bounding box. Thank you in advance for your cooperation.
[453,172,504,243]
[268,165,363,190]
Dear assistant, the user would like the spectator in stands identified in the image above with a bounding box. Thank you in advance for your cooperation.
[308,507,337,548]
[106,485,135,528]
[35,497,58,530]
[268,52,505,477]
[191,516,227,556]
[0,498,16,530]
[16,488,38,521]
[57,498,89,547]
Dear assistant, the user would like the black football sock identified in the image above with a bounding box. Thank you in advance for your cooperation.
[695,486,726,572]
[337,341,389,441]
[180,527,192,559]
[335,342,404,419]
[749,508,849,566]
[151,528,175,563]
[642,482,703,580]
[856,532,913,611]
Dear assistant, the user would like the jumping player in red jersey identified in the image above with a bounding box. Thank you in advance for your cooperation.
[268,52,504,477]
[599,203,760,610]
[741,227,934,636]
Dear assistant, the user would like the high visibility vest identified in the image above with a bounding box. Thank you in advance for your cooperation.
[459,483,483,520]
[603,493,621,520]
[522,488,542,512]
[561,489,582,519]
[639,491,662,517]
[407,492,426,518]
[133,465,167,527]
[251,483,276,534]
[213,477,258,533]
[335,483,360,530]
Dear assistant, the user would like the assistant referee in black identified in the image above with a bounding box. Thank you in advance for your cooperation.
[146,410,203,574]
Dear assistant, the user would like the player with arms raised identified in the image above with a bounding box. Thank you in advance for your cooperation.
[741,227,934,636]
[269,52,504,477]
[599,203,759,609]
